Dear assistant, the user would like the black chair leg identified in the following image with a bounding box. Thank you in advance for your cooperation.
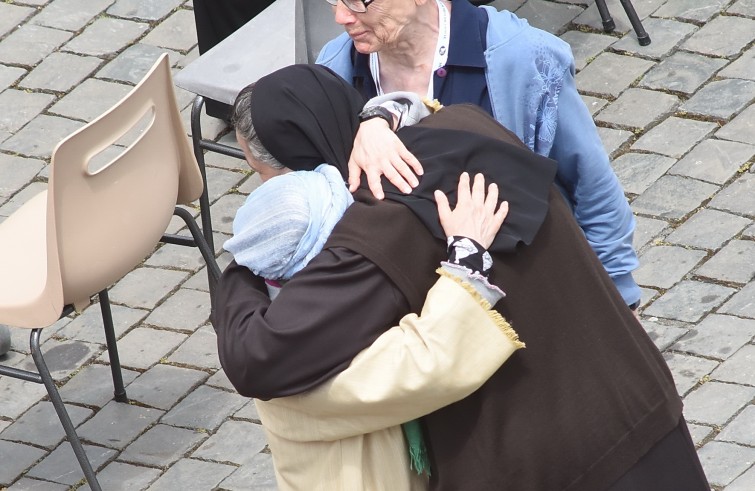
[594,0,651,46]
[595,0,616,32]
[619,0,651,46]
[30,329,102,491]
[98,289,128,403]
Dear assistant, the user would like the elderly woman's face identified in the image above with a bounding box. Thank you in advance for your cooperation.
[333,0,419,54]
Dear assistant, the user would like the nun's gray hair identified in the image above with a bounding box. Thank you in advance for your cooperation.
[231,84,286,170]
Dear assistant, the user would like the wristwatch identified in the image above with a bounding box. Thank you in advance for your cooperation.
[358,105,394,130]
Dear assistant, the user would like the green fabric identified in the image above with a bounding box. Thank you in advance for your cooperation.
[402,419,431,476]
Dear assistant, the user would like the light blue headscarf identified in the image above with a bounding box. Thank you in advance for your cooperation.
[223,164,353,280]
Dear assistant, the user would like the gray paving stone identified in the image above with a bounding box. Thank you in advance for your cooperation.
[712,344,755,386]
[669,139,755,185]
[727,464,755,491]
[697,441,755,487]
[56,303,147,344]
[612,17,697,59]
[26,443,116,486]
[663,352,718,395]
[206,370,236,392]
[48,78,132,122]
[633,215,668,251]
[654,0,731,22]
[0,440,47,486]
[140,9,197,52]
[511,0,582,34]
[108,267,189,310]
[0,182,47,219]
[205,167,246,203]
[717,103,755,145]
[0,401,92,449]
[672,315,755,361]
[720,46,755,81]
[146,458,236,491]
[640,51,728,95]
[144,241,206,272]
[0,154,45,199]
[681,15,755,58]
[78,461,161,491]
[643,280,735,322]
[709,172,755,217]
[580,94,609,116]
[681,78,755,120]
[0,114,84,159]
[7,478,70,490]
[560,31,614,72]
[97,326,187,370]
[144,288,210,332]
[192,420,267,465]
[595,88,678,129]
[219,452,277,490]
[0,89,55,134]
[234,400,261,423]
[167,325,220,370]
[32,0,115,32]
[744,223,755,240]
[635,245,706,288]
[630,175,719,220]
[63,17,149,57]
[97,44,181,84]
[126,363,208,410]
[686,422,713,446]
[211,194,247,235]
[19,52,102,92]
[666,209,751,250]
[59,363,139,408]
[182,251,232,293]
[575,52,655,98]
[596,126,632,158]
[697,240,755,284]
[161,385,247,431]
[121,423,206,467]
[717,404,755,445]
[643,320,688,352]
[16,338,100,382]
[683,381,755,426]
[611,152,676,195]
[76,401,163,449]
[0,3,35,38]
[204,151,249,172]
[728,0,755,16]
[0,64,26,91]
[631,117,717,158]
[719,281,755,319]
[107,0,185,21]
[0,24,72,66]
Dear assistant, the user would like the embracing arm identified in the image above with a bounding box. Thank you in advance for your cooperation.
[213,248,408,400]
[550,68,641,307]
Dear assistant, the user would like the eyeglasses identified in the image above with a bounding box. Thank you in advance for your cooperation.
[325,0,375,14]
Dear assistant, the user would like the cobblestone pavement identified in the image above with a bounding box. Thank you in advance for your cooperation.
[0,0,754,489]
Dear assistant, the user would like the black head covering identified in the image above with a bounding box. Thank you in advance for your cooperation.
[249,64,557,253]
[251,64,364,172]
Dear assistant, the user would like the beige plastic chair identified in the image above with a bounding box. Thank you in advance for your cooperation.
[0,54,221,491]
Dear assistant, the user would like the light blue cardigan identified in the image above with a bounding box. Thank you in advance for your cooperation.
[316,7,640,306]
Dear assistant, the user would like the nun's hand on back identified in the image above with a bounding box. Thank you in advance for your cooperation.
[434,173,509,250]
[347,119,423,200]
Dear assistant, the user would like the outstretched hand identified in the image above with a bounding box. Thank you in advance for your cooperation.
[434,173,509,250]
[347,119,424,199]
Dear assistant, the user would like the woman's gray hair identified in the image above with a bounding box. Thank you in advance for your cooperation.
[232,84,286,170]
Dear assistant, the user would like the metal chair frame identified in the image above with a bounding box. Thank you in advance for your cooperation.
[595,0,651,46]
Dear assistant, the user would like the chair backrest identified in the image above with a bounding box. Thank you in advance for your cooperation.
[47,54,203,307]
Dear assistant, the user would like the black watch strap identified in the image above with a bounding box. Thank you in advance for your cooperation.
[358,105,394,130]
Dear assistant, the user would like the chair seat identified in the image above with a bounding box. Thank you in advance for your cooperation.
[0,190,62,329]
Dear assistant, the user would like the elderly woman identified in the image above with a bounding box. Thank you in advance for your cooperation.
[215,64,708,491]
[316,0,642,314]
